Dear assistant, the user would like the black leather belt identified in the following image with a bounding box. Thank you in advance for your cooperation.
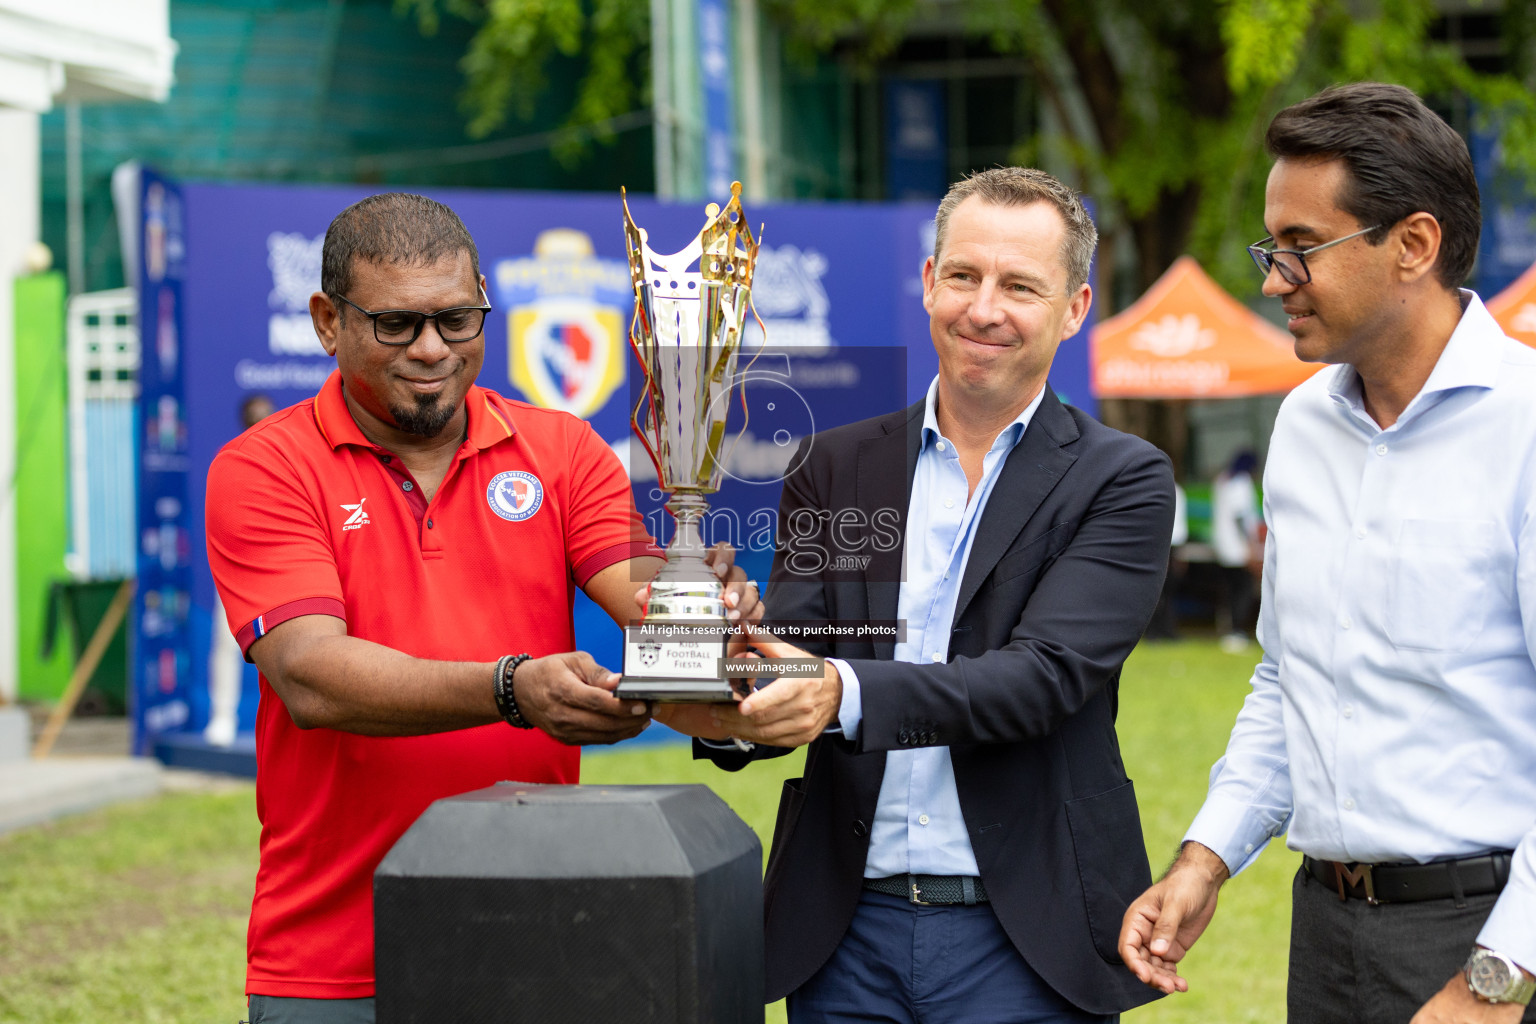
[864,874,988,905]
[1303,852,1513,905]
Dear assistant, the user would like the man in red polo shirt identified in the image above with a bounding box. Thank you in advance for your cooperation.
[206,193,757,1024]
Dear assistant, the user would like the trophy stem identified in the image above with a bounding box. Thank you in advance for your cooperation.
[645,493,726,622]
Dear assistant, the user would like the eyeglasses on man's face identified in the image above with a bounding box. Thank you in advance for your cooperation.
[335,286,493,346]
[1246,225,1382,287]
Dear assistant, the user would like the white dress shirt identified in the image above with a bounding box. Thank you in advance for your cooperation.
[831,377,1044,878]
[1186,293,1536,969]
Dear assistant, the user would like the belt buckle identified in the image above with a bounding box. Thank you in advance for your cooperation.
[909,878,932,906]
[1333,862,1378,905]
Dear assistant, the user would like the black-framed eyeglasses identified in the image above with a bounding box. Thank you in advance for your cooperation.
[1246,225,1382,287]
[335,287,493,346]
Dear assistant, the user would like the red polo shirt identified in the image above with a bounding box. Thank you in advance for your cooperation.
[206,371,658,998]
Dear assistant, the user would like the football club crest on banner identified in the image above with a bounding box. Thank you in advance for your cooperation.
[495,229,630,418]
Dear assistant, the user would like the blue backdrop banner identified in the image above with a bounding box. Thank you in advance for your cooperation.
[132,177,1099,754]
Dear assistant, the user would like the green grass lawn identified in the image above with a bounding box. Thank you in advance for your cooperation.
[0,640,1291,1023]
[1117,641,1296,1024]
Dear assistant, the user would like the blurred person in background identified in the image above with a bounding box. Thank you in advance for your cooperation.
[1210,449,1261,652]
[1120,83,1536,1024]
[1147,474,1189,640]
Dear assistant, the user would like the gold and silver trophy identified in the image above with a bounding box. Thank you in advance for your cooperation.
[617,183,762,702]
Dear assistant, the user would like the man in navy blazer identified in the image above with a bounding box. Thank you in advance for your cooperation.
[670,168,1174,1022]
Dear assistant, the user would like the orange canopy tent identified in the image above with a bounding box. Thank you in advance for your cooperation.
[1090,256,1322,398]
[1487,261,1536,348]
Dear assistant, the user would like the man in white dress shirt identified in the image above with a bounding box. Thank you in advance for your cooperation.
[1119,83,1536,1024]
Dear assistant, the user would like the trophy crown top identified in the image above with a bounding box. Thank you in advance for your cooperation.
[699,182,759,287]
[619,182,761,292]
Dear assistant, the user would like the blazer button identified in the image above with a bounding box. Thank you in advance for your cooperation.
[852,819,869,838]
[898,729,910,744]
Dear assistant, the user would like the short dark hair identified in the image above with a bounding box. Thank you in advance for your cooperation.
[1265,82,1480,288]
[321,193,481,311]
[933,167,1098,291]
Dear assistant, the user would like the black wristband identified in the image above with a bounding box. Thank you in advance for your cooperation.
[493,653,534,729]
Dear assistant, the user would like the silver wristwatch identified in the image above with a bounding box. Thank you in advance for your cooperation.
[1465,948,1536,1006]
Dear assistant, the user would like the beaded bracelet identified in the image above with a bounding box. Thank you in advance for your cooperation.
[493,653,534,729]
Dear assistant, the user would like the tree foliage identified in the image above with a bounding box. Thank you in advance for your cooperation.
[775,0,1536,295]
[405,0,1536,297]
[395,0,649,164]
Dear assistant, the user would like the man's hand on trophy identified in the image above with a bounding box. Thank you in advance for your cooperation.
[512,651,651,746]
[626,542,762,629]
[705,542,764,626]
[710,637,841,748]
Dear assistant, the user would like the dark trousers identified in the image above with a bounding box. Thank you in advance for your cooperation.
[1288,866,1536,1024]
[246,995,375,1024]
[1219,565,1255,634]
[788,890,1116,1024]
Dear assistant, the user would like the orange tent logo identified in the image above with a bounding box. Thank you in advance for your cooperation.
[1090,256,1323,398]
[1487,262,1536,349]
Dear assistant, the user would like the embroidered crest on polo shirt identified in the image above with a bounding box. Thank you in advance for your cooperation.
[487,471,543,522]
[340,499,371,531]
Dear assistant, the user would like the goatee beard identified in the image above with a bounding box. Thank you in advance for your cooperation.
[389,393,457,437]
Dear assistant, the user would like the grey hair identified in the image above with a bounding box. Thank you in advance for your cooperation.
[932,167,1098,291]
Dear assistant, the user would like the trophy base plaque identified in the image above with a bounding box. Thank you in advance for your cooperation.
[618,622,743,703]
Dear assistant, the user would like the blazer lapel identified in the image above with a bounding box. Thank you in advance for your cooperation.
[952,388,1079,626]
[858,400,923,660]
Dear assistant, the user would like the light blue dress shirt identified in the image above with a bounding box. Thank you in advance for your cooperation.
[831,376,1045,879]
[1185,293,1536,969]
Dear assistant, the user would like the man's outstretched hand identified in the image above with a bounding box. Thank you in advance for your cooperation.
[1120,841,1230,994]
[654,629,841,749]
[708,631,841,748]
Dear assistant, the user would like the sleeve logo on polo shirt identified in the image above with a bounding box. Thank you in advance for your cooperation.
[487,471,543,522]
[340,498,371,531]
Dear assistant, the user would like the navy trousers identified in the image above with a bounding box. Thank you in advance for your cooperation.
[788,890,1118,1024]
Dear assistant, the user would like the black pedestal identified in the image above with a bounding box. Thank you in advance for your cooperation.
[375,782,764,1023]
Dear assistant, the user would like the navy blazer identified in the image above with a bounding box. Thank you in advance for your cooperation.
[699,387,1175,1014]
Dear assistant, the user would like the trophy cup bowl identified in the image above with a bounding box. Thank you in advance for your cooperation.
[617,183,761,703]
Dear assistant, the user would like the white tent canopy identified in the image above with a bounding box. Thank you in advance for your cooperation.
[0,0,174,111]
